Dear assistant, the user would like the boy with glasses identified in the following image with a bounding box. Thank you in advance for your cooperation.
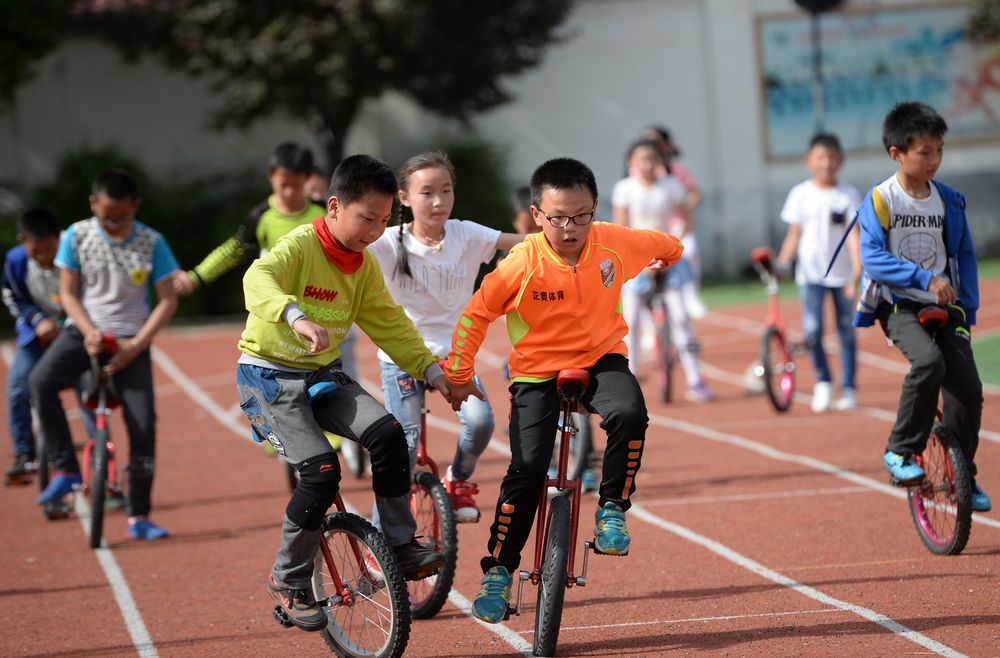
[444,157,684,623]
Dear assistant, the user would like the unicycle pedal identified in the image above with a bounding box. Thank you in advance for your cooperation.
[272,605,295,628]
[888,475,924,488]
[5,472,33,487]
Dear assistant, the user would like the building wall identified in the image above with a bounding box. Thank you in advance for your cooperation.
[2,0,998,269]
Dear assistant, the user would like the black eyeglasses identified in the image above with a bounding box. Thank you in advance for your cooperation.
[534,206,596,229]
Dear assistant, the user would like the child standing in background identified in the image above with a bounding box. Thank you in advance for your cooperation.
[367,151,522,523]
[777,133,861,412]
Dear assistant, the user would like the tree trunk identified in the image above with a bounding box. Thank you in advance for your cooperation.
[312,100,358,170]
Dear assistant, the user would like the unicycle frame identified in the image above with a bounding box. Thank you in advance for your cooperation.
[315,493,360,608]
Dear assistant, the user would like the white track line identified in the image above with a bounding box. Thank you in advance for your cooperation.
[527,607,840,634]
[629,503,969,658]
[1,343,158,658]
[639,485,871,506]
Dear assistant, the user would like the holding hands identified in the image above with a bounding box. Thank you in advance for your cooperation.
[446,379,486,411]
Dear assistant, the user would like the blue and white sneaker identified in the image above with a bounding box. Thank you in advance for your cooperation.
[594,502,630,555]
[471,566,512,624]
[128,518,170,540]
[883,451,925,485]
[972,482,991,513]
[36,472,81,505]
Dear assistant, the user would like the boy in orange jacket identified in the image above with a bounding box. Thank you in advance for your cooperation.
[445,157,683,623]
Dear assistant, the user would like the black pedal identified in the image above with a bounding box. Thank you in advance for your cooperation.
[42,501,71,520]
[272,605,294,628]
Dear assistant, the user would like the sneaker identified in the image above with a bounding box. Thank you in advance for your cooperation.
[471,566,512,624]
[267,575,327,632]
[5,453,35,485]
[883,451,925,485]
[393,538,444,581]
[685,292,708,320]
[972,482,992,512]
[594,502,630,555]
[128,518,170,540]
[811,382,833,413]
[444,466,481,523]
[686,382,714,403]
[36,472,81,504]
[363,551,385,584]
[581,468,599,493]
[834,388,858,411]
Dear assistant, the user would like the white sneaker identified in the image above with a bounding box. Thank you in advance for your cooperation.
[444,466,481,523]
[811,382,833,413]
[685,292,708,320]
[834,388,857,411]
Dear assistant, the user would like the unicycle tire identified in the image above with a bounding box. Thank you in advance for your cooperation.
[89,433,109,549]
[533,494,570,657]
[907,425,973,556]
[407,471,457,619]
[313,512,411,658]
[760,326,794,413]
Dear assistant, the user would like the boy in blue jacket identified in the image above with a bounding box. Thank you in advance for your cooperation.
[853,101,988,512]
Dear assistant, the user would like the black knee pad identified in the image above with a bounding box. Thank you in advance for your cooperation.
[362,416,411,498]
[286,453,340,531]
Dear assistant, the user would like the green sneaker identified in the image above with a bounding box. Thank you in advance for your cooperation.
[594,502,630,555]
[471,566,512,623]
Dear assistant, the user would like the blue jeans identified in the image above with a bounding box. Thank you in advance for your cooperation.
[7,338,97,458]
[799,283,857,390]
[378,361,494,479]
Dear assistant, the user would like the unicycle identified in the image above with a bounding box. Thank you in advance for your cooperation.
[406,406,458,619]
[899,306,973,555]
[513,369,603,657]
[750,247,804,412]
[80,335,123,548]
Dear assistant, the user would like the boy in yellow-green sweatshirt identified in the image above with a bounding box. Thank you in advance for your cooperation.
[236,154,450,632]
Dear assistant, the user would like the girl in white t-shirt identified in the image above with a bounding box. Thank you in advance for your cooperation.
[613,140,713,402]
[367,151,522,523]
[777,133,861,412]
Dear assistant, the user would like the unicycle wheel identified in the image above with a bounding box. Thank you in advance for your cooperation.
[907,425,972,555]
[760,326,794,412]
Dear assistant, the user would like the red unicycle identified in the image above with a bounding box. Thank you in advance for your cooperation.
[899,306,973,556]
[750,247,805,412]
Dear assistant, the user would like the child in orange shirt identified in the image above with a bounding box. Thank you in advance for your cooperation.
[444,158,683,623]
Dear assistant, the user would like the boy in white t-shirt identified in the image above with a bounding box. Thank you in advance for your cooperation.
[777,133,861,412]
[613,139,713,402]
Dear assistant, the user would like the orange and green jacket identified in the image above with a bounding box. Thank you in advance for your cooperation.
[444,222,683,385]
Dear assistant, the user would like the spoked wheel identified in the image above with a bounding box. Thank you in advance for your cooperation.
[759,326,794,412]
[407,471,457,619]
[313,512,411,658]
[533,494,570,657]
[907,425,973,556]
[88,433,109,549]
[341,440,367,480]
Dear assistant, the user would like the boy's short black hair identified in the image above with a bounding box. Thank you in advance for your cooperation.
[17,206,60,240]
[269,142,315,174]
[529,158,598,208]
[329,155,398,205]
[627,138,666,162]
[92,169,140,201]
[808,132,843,153]
[882,102,948,153]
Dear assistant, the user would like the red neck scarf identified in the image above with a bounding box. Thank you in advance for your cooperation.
[312,217,363,274]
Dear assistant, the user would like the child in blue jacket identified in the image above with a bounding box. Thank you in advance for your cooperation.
[853,101,987,512]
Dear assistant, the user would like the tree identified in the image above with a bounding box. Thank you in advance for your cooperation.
[0,1,69,107]
[968,0,1000,41]
[73,0,574,165]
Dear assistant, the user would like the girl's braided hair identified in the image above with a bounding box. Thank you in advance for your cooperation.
[393,151,456,279]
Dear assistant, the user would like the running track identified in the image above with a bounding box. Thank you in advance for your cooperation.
[1,284,998,657]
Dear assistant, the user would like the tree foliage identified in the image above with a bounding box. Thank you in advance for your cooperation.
[968,0,1000,41]
[0,1,69,106]
[72,0,574,165]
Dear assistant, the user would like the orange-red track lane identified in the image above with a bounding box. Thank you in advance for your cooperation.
[2,286,998,658]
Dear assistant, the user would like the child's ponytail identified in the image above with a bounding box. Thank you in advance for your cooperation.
[393,203,413,280]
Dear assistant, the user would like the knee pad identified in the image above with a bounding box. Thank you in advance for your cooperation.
[362,416,411,498]
[286,453,340,531]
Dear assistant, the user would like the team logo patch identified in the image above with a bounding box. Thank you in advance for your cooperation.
[395,373,418,398]
[130,268,148,286]
[599,258,615,288]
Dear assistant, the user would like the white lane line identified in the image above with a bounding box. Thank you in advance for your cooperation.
[630,503,969,658]
[522,607,840,634]
[639,485,871,506]
[150,349,530,655]
[1,343,158,658]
